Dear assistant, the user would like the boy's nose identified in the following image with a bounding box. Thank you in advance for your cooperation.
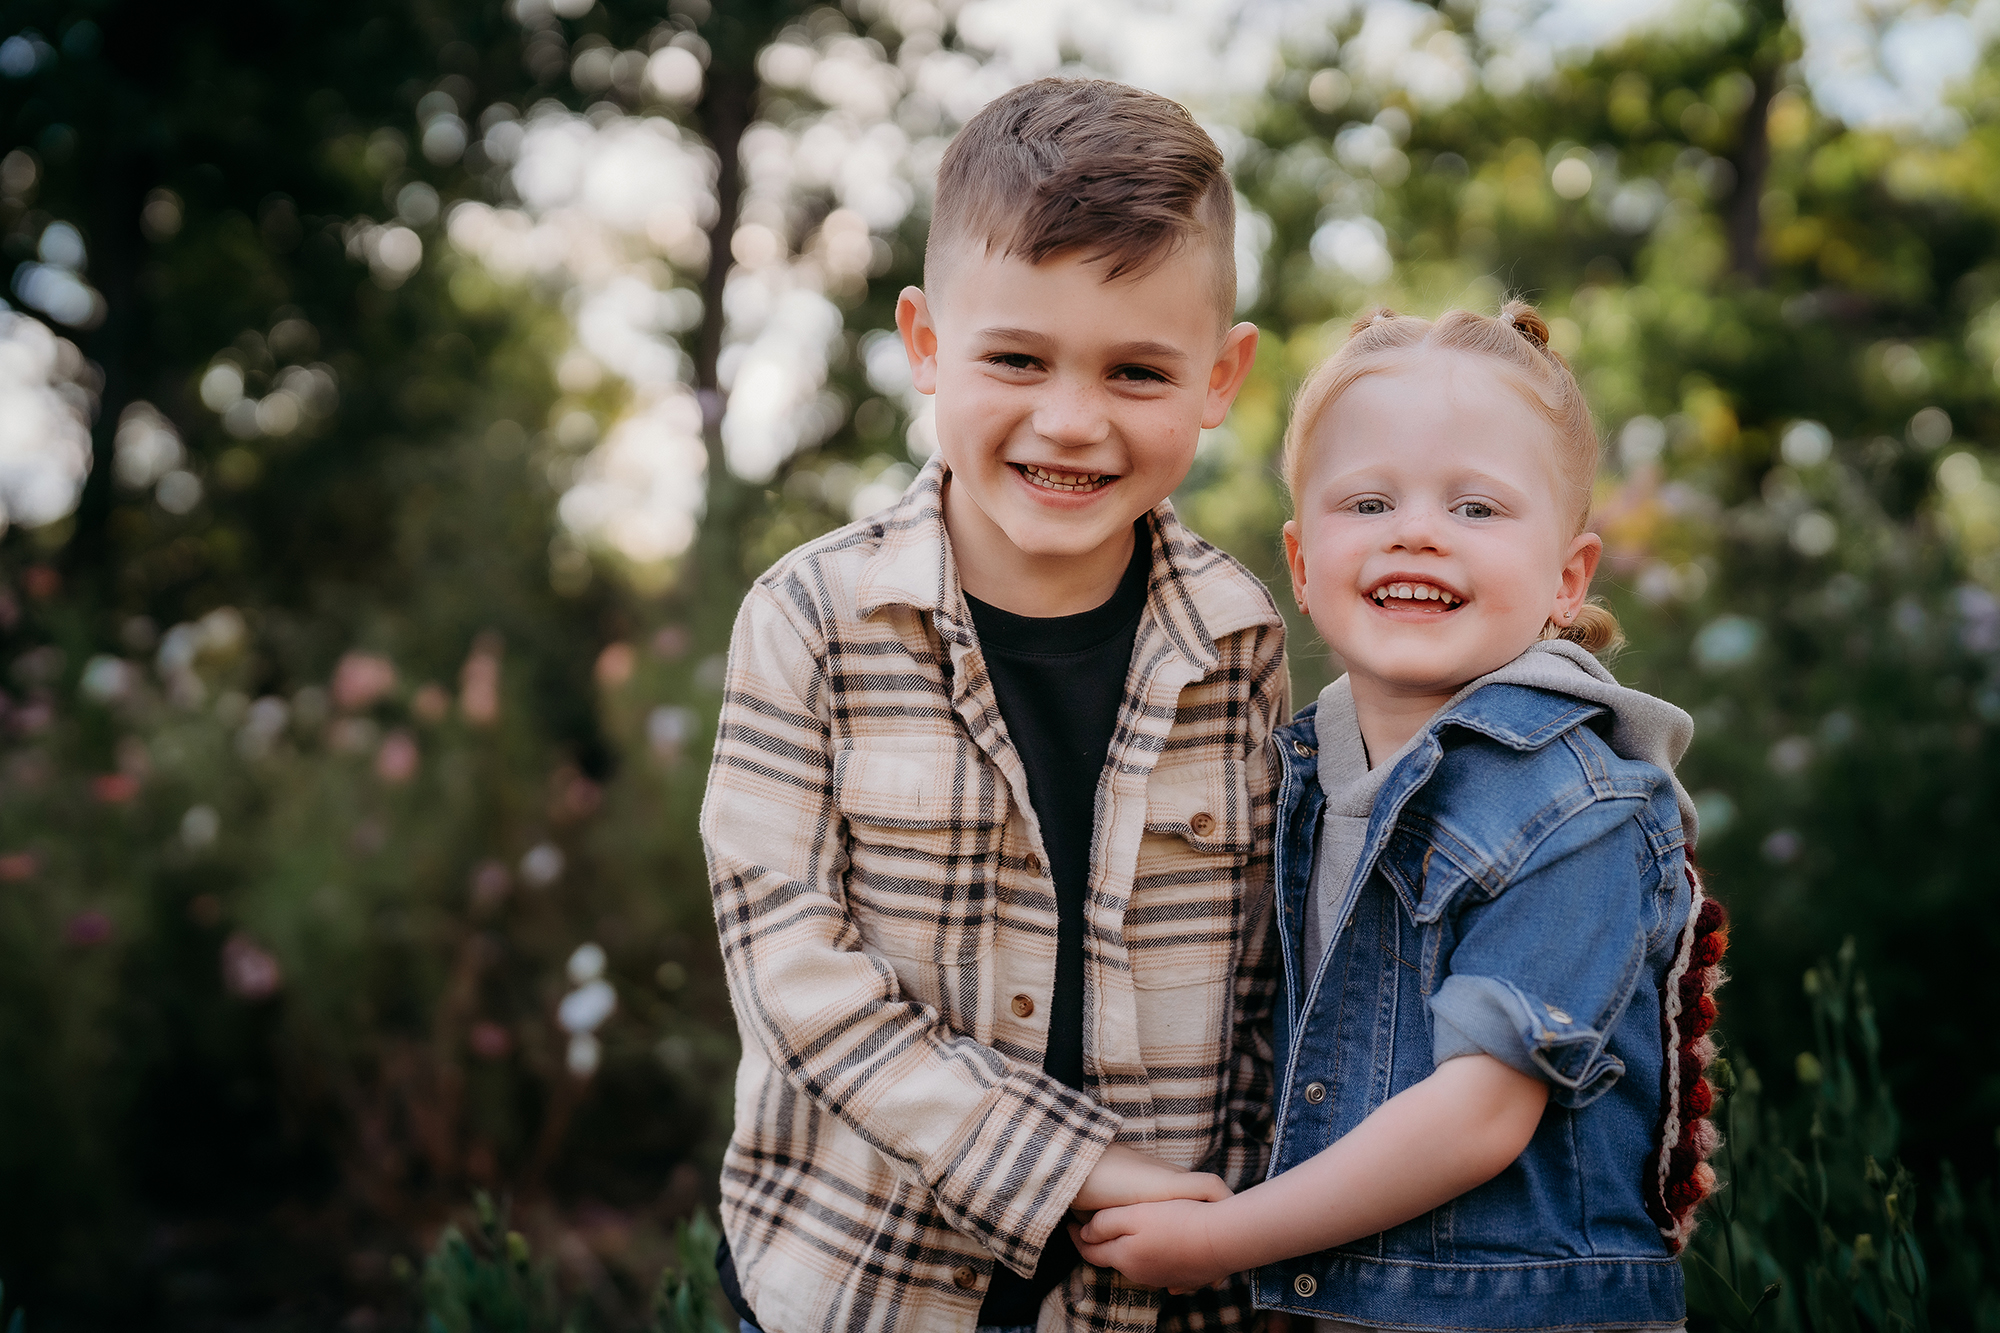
[1032,380,1111,447]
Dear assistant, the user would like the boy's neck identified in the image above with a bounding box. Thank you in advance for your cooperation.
[943,476,1139,617]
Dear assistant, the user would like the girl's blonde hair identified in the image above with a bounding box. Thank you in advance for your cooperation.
[1280,300,1624,656]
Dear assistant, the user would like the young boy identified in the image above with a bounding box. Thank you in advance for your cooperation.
[701,77,1287,1333]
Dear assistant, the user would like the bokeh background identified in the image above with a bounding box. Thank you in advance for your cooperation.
[3,0,1999,1327]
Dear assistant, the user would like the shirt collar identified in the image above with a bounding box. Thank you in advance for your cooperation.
[853,455,1281,671]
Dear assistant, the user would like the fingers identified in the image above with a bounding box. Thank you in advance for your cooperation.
[1076,1204,1135,1245]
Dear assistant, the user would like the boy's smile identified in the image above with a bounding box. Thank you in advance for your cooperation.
[898,247,1257,615]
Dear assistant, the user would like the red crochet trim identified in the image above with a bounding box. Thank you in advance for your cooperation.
[1644,870,1728,1252]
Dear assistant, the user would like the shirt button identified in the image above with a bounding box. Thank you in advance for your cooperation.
[1024,852,1041,875]
[1293,1272,1318,1298]
[1304,1081,1326,1105]
[1189,811,1217,838]
[1011,993,1035,1019]
[953,1264,980,1291]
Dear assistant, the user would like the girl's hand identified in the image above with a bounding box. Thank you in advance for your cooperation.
[1071,1144,1231,1213]
[1070,1198,1231,1293]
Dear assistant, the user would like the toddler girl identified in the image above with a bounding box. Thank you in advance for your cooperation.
[1074,304,1726,1331]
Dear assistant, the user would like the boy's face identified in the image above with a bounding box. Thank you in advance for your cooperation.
[1283,352,1602,709]
[898,243,1257,609]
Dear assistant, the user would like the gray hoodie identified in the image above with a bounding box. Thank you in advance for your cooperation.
[1302,640,1697,972]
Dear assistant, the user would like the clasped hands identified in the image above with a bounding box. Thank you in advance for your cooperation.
[1064,1144,1238,1294]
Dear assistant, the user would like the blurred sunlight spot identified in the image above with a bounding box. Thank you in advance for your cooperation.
[1781,420,1833,468]
[567,941,607,984]
[0,310,96,532]
[114,402,184,489]
[850,463,916,521]
[1692,790,1734,840]
[1693,615,1762,669]
[1311,216,1393,284]
[181,804,221,849]
[1792,0,1991,135]
[520,842,564,889]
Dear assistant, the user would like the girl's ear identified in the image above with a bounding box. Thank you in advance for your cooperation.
[897,286,939,394]
[1552,531,1604,626]
[1282,519,1310,616]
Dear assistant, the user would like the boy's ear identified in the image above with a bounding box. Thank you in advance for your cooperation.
[1202,322,1260,430]
[1282,519,1309,616]
[897,286,939,395]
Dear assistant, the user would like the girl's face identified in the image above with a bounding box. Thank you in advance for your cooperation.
[1283,351,1603,709]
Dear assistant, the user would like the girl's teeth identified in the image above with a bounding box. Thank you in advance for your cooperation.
[1372,583,1463,606]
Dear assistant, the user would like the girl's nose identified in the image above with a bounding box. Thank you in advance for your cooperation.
[1032,378,1111,448]
[1386,505,1449,554]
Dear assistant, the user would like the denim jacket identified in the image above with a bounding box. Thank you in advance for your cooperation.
[1254,668,1693,1331]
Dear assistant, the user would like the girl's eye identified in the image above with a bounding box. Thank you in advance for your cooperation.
[1354,498,1388,515]
[1455,501,1495,519]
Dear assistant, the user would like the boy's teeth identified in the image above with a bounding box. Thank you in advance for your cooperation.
[1019,464,1109,491]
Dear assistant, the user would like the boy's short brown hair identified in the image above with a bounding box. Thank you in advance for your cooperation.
[928,77,1237,322]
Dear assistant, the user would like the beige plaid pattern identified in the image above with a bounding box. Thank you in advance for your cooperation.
[703,459,1288,1333]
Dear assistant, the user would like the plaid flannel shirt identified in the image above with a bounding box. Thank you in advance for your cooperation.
[703,459,1287,1333]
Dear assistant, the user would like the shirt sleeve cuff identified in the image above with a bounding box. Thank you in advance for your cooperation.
[924,1069,1122,1277]
[1430,973,1625,1108]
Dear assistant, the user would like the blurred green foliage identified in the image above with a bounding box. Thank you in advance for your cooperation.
[1,0,1998,1326]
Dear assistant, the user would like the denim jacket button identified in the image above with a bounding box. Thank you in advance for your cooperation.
[1304,1081,1326,1105]
[1293,1272,1318,1298]
[1292,739,1315,758]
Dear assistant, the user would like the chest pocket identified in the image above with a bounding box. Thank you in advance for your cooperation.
[1378,822,1484,925]
[1128,755,1254,990]
[833,741,1002,1013]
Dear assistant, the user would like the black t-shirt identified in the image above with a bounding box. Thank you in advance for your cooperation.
[964,523,1151,1326]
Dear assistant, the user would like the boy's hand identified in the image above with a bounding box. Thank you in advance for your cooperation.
[1070,1144,1230,1213]
[1070,1198,1232,1293]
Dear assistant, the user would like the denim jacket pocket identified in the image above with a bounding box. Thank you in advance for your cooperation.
[1378,823,1484,925]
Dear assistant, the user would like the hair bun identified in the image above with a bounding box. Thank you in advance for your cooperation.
[1350,306,1398,335]
[1501,301,1551,349]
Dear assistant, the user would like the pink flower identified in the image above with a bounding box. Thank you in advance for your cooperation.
[594,642,636,688]
[222,931,283,999]
[91,773,140,803]
[0,851,37,882]
[65,910,113,947]
[374,730,419,784]
[469,1021,513,1060]
[332,652,398,712]
[459,638,501,725]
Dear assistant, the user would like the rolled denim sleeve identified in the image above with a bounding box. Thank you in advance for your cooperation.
[1427,796,1658,1109]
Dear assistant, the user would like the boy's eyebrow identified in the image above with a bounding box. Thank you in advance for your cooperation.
[974,327,1190,364]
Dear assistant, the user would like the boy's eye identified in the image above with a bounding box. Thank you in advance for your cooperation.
[987,353,1041,372]
[1354,498,1389,515]
[1110,364,1169,384]
[1455,501,1495,519]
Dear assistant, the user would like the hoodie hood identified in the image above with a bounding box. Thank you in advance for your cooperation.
[1456,639,1699,846]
